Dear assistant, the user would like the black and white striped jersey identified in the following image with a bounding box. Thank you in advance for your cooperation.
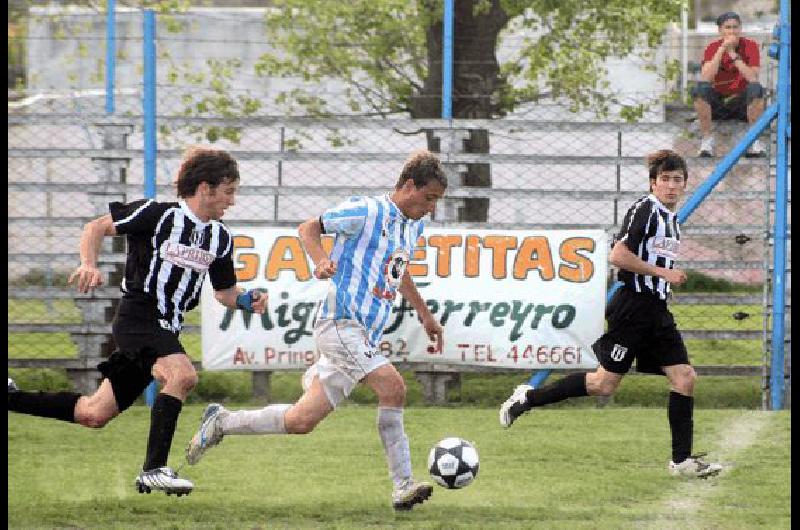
[615,194,681,301]
[110,199,237,331]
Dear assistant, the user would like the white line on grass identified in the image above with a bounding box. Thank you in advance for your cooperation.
[649,411,773,528]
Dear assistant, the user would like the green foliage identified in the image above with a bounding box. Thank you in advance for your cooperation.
[254,0,683,119]
[676,270,762,293]
[8,269,71,287]
[190,371,253,403]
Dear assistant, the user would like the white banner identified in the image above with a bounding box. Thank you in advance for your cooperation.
[202,228,606,371]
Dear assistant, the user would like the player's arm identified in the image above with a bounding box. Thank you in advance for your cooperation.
[298,217,336,279]
[399,270,443,352]
[68,214,117,293]
[214,286,267,313]
[609,241,687,285]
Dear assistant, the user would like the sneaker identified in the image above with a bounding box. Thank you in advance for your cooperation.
[499,384,533,428]
[392,478,433,511]
[745,138,766,157]
[669,453,723,479]
[698,136,715,157]
[186,403,226,465]
[8,378,18,393]
[135,467,193,496]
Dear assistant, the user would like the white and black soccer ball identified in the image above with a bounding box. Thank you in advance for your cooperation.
[427,437,479,489]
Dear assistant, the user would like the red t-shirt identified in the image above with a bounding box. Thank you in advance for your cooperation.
[702,37,760,96]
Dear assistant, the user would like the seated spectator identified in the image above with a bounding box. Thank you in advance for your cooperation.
[693,11,766,158]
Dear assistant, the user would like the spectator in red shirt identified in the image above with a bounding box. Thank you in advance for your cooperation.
[693,12,765,157]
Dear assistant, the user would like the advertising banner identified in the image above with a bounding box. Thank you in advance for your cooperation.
[202,228,606,371]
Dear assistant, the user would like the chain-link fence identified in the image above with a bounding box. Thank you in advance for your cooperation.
[8,6,789,405]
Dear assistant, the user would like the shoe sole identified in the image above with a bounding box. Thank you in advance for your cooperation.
[393,485,433,511]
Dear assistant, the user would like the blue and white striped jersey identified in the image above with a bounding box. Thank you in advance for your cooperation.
[318,195,425,346]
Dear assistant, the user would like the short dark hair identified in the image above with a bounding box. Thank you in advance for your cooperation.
[716,11,741,27]
[175,146,239,198]
[395,149,447,190]
[647,150,688,190]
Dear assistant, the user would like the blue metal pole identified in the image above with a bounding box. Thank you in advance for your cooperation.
[143,9,158,406]
[679,104,778,222]
[105,0,115,115]
[442,0,454,119]
[143,9,157,200]
[770,0,790,410]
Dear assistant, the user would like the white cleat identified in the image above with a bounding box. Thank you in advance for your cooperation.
[392,478,433,511]
[186,403,226,465]
[135,467,193,496]
[669,453,723,479]
[8,378,19,393]
[499,384,533,428]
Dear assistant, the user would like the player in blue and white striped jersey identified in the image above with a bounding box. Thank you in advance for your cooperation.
[186,149,447,511]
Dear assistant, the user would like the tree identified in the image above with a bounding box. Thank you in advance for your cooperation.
[254,0,682,220]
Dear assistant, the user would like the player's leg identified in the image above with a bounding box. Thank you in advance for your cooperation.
[187,365,333,466]
[134,352,196,496]
[8,377,118,427]
[363,363,432,511]
[143,352,198,472]
[662,363,721,478]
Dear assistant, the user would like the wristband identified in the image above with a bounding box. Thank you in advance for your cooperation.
[236,289,260,311]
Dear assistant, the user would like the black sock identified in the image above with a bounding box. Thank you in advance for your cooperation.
[525,373,588,409]
[143,393,183,471]
[8,390,81,423]
[668,391,693,463]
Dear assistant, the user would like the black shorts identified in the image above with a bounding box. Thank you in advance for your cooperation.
[692,81,764,121]
[592,287,689,375]
[97,299,187,411]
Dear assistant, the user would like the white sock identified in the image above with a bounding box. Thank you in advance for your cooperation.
[377,407,412,488]
[220,404,290,435]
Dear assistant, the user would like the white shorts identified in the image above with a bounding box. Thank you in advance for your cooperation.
[302,319,389,408]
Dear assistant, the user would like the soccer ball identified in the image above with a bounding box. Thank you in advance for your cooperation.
[427,437,479,489]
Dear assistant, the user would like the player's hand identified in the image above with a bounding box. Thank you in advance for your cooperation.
[662,268,688,286]
[68,264,104,293]
[422,316,444,353]
[314,259,337,280]
[250,289,268,314]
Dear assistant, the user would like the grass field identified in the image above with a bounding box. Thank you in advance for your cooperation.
[7,406,790,529]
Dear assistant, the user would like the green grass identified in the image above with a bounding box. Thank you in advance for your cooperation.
[7,406,790,529]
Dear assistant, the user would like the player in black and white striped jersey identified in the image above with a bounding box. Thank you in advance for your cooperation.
[500,150,722,479]
[8,146,268,495]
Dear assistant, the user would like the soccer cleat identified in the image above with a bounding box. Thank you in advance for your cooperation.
[499,384,533,428]
[135,467,193,496]
[745,138,766,158]
[669,453,723,479]
[392,478,433,511]
[186,403,226,465]
[698,136,715,157]
[8,378,19,393]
